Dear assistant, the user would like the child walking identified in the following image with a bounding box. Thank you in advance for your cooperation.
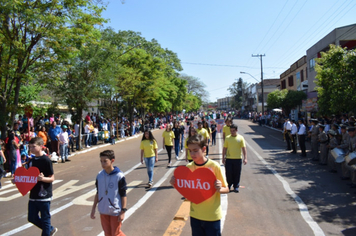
[91,150,127,236]
[171,134,229,236]
[23,137,57,236]
[140,130,158,188]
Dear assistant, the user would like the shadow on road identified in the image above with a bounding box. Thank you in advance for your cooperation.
[245,121,356,230]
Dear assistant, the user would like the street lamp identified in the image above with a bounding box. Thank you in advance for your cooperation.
[240,71,264,113]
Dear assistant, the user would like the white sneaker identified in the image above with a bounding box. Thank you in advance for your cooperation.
[176,156,179,160]
[50,227,58,236]
[180,150,183,153]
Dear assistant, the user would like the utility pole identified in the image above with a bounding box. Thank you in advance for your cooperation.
[252,54,266,114]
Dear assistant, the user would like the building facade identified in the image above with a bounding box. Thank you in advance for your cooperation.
[280,56,308,92]
[307,23,356,98]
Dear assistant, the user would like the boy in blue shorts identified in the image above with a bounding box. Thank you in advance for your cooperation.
[171,134,229,236]
[90,150,127,236]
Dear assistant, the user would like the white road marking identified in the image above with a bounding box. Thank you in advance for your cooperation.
[0,142,167,235]
[97,149,185,236]
[0,202,73,236]
[245,141,325,236]
[72,180,142,206]
[0,180,63,202]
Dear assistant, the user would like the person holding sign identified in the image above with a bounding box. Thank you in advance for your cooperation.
[223,124,247,193]
[140,130,158,188]
[162,124,175,167]
[170,134,229,236]
[23,137,57,236]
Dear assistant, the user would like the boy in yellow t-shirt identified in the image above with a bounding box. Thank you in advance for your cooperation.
[222,118,232,141]
[171,134,229,236]
[222,124,247,193]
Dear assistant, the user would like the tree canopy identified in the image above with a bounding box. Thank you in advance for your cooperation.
[315,44,356,115]
[267,89,306,115]
[0,0,105,138]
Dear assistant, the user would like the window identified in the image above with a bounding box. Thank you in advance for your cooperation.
[309,58,315,71]
[300,69,304,82]
[281,80,286,89]
[288,76,293,87]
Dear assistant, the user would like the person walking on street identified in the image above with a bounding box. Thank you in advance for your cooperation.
[222,118,232,142]
[140,130,158,188]
[172,122,181,160]
[222,124,247,193]
[203,121,212,157]
[298,119,307,157]
[162,125,175,167]
[211,120,217,146]
[179,119,185,152]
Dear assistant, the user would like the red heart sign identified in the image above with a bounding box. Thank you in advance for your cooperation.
[14,167,40,196]
[174,166,217,204]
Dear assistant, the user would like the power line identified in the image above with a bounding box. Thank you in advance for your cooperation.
[181,62,285,69]
[272,0,354,67]
[245,0,290,67]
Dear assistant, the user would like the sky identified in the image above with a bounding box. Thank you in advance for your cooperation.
[100,0,356,102]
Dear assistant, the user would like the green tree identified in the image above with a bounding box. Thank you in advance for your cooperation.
[315,44,356,115]
[0,0,105,139]
[228,78,248,110]
[267,89,306,115]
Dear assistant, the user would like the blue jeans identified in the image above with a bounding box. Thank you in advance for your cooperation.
[10,159,17,175]
[190,217,221,236]
[212,132,216,145]
[28,201,54,236]
[144,156,155,182]
[225,159,242,189]
[84,133,90,146]
[174,139,180,157]
[60,143,68,162]
[180,135,184,150]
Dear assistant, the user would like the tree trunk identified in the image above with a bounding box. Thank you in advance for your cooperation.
[9,77,22,127]
[0,100,8,140]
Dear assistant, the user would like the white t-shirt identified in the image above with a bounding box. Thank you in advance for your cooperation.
[59,132,69,144]
[84,124,90,133]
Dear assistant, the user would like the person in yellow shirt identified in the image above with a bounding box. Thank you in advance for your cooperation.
[162,125,175,167]
[203,121,212,158]
[222,124,247,193]
[196,121,209,157]
[222,118,232,141]
[140,130,158,188]
[185,127,197,162]
[170,134,229,236]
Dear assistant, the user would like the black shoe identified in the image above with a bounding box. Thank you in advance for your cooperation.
[290,151,296,154]
[65,159,71,162]
[234,188,239,193]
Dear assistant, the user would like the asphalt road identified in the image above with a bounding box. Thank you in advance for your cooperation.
[1,119,355,236]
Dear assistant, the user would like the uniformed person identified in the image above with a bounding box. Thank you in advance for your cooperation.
[309,119,320,161]
[290,120,297,154]
[327,130,339,172]
[318,125,328,165]
[341,127,356,180]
